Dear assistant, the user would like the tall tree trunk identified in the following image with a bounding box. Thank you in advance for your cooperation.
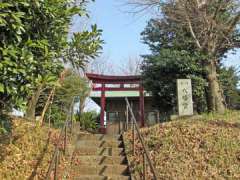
[78,96,86,123]
[39,70,67,125]
[79,97,86,114]
[40,88,55,125]
[205,60,225,113]
[26,84,43,120]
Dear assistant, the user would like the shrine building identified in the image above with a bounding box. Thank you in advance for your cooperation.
[86,73,160,134]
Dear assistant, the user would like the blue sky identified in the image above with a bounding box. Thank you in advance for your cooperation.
[70,0,239,70]
[88,1,150,65]
[71,0,151,69]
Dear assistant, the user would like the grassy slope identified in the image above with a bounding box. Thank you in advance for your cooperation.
[124,111,240,179]
[0,118,61,179]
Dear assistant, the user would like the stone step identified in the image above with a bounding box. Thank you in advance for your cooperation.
[74,147,124,156]
[76,140,123,148]
[78,134,121,141]
[73,175,130,180]
[71,155,127,165]
[70,165,129,176]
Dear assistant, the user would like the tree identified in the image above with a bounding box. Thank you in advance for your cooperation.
[57,70,90,113]
[141,49,208,114]
[43,70,90,125]
[120,56,142,75]
[37,25,103,122]
[141,18,209,113]
[0,0,72,115]
[141,18,240,114]
[65,25,103,70]
[87,56,116,75]
[0,0,102,120]
[25,75,59,120]
[129,0,240,113]
[219,66,240,109]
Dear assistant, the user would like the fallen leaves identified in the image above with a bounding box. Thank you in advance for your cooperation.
[124,111,240,179]
[0,118,60,180]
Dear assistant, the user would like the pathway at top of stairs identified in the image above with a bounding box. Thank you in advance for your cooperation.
[69,134,131,180]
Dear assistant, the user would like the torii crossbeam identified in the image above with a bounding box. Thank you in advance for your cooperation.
[86,73,145,133]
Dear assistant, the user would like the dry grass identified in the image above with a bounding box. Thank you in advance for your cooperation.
[124,111,240,180]
[0,118,63,180]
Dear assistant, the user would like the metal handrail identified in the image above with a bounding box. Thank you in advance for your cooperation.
[45,99,75,180]
[125,97,157,180]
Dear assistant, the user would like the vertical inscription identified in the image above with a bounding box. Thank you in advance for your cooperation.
[177,79,193,116]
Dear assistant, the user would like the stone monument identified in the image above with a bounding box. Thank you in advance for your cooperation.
[177,79,193,116]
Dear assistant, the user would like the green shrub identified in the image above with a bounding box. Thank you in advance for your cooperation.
[44,105,67,128]
[0,115,12,135]
[76,111,99,130]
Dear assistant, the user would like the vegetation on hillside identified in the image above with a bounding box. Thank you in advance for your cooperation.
[124,111,240,179]
[0,118,67,179]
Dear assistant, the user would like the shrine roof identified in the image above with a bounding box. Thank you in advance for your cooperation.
[86,73,141,83]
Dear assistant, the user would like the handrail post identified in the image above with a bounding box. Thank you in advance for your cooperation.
[126,103,129,131]
[45,98,76,180]
[143,153,146,180]
[70,105,73,134]
[132,119,135,156]
[125,97,158,180]
[64,126,67,155]
[54,149,59,180]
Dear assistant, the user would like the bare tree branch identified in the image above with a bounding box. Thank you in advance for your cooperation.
[185,12,202,49]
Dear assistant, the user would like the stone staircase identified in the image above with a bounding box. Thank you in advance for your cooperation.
[70,134,131,180]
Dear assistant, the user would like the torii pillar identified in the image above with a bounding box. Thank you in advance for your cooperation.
[100,83,106,133]
[139,84,145,127]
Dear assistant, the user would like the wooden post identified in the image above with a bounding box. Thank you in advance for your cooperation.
[54,150,59,180]
[70,102,74,134]
[132,119,135,156]
[130,101,133,129]
[143,153,146,180]
[48,106,51,128]
[100,83,106,134]
[64,126,67,155]
[118,112,121,134]
[126,103,129,131]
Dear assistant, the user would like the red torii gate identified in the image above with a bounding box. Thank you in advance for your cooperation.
[86,73,145,133]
